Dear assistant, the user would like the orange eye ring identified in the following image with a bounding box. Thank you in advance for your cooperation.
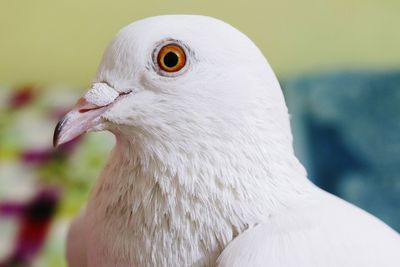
[157,44,186,73]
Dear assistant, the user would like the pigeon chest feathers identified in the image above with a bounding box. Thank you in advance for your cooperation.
[84,98,308,266]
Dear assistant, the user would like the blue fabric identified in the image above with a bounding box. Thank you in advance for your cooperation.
[283,71,400,231]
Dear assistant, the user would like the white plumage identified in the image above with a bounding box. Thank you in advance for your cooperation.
[55,15,400,267]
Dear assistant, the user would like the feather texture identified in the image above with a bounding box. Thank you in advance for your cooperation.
[217,189,400,266]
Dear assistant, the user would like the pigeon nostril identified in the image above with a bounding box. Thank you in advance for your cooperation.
[78,106,104,113]
[76,99,102,113]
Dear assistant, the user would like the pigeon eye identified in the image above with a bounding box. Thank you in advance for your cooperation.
[157,44,186,73]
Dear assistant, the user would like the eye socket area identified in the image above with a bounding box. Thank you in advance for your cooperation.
[156,44,186,73]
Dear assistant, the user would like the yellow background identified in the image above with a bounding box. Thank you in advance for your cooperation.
[1,0,399,86]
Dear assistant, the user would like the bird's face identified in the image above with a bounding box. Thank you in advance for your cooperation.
[54,15,288,149]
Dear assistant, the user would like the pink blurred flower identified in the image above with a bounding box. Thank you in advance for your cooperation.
[8,86,36,109]
[0,186,60,267]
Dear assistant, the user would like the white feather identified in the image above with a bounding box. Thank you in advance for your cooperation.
[66,15,400,267]
[217,188,400,267]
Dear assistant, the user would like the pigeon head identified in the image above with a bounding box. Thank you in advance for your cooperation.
[53,16,306,210]
[54,17,309,260]
[54,15,292,154]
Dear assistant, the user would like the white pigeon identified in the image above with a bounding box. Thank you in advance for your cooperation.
[53,15,400,267]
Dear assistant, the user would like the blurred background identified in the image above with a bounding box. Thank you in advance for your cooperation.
[0,0,399,266]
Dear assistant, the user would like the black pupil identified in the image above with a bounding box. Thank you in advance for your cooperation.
[163,52,179,68]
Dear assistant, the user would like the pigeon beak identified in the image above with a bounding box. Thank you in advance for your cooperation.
[53,83,130,147]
